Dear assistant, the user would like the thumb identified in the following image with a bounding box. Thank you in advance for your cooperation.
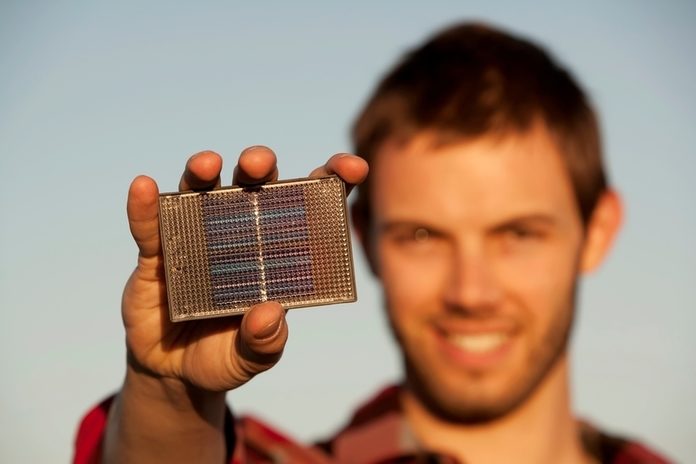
[127,175,161,260]
[236,302,288,378]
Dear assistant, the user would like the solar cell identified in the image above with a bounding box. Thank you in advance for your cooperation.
[158,175,356,321]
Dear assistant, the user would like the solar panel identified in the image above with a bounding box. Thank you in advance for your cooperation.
[158,175,356,322]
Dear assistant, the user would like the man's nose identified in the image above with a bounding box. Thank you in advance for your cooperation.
[443,245,502,314]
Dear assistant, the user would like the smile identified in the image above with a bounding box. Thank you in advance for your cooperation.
[446,332,510,354]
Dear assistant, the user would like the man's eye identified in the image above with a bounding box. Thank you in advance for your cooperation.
[413,227,430,242]
[504,226,540,240]
[392,227,433,244]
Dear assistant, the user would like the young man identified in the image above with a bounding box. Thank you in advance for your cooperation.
[74,23,670,463]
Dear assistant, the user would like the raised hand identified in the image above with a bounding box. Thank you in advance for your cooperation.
[102,146,367,463]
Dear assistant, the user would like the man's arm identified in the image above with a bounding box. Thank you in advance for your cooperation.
[98,146,367,463]
[102,365,228,463]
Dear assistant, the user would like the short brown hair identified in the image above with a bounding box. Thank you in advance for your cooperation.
[351,22,607,225]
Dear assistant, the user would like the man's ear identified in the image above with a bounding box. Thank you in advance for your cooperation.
[351,202,379,276]
[580,190,624,273]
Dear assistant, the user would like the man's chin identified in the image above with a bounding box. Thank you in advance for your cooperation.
[406,375,529,425]
[403,340,571,426]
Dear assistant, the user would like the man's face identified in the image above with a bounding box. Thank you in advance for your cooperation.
[367,127,586,423]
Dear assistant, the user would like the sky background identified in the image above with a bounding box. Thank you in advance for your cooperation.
[1,1,694,461]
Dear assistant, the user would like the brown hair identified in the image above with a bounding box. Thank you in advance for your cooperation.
[351,22,607,225]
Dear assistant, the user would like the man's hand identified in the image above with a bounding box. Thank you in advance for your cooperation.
[103,146,368,463]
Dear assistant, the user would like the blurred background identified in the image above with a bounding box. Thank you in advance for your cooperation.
[1,1,694,461]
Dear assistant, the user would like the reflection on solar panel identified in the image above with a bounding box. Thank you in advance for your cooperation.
[158,176,356,322]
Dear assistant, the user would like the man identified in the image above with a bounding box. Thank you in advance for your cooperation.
[74,23,670,463]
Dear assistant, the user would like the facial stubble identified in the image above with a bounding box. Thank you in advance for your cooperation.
[388,284,578,425]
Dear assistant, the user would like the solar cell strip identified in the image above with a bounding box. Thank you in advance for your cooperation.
[258,186,314,300]
[201,192,263,308]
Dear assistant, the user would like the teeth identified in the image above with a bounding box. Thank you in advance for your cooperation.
[448,333,508,353]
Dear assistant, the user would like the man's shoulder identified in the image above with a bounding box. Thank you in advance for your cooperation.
[231,388,674,464]
[579,420,672,464]
[338,384,402,430]
[233,385,406,463]
[313,385,409,462]
[316,388,676,464]
[317,389,676,464]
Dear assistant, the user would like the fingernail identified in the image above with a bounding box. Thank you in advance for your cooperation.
[242,145,268,156]
[255,317,282,340]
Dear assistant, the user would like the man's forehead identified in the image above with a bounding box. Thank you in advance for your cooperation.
[368,128,580,226]
[373,124,563,166]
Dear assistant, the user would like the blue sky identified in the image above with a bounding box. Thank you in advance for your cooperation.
[1,1,694,461]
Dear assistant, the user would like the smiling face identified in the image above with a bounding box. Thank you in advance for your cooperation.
[364,126,591,423]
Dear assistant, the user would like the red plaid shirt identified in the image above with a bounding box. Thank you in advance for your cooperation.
[74,385,670,463]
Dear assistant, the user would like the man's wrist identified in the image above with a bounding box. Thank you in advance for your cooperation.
[102,357,228,463]
[122,358,227,419]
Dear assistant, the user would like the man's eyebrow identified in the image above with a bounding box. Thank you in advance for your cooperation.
[378,216,558,232]
[489,214,557,230]
[378,220,441,233]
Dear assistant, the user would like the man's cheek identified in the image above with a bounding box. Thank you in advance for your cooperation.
[498,246,577,299]
[382,257,441,306]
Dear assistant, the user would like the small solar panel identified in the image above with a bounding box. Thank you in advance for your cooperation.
[158,175,356,322]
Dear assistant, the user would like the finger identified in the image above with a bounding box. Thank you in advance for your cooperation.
[236,302,288,374]
[179,150,223,191]
[127,175,161,259]
[232,146,279,186]
[309,153,369,196]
